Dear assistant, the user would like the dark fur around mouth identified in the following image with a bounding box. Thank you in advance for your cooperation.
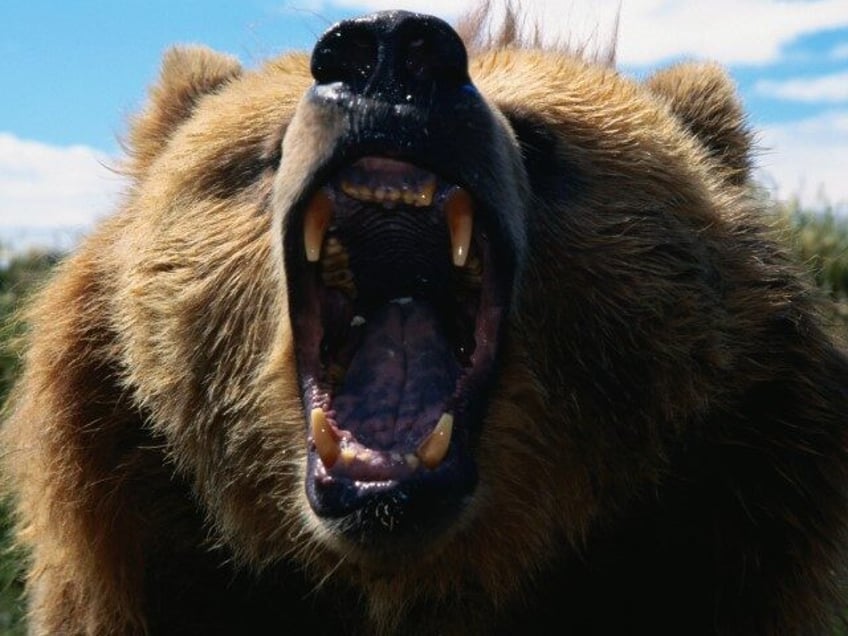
[282,76,527,543]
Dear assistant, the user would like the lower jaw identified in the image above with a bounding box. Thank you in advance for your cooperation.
[306,455,478,547]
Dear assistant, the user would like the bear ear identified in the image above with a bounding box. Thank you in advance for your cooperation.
[127,46,242,175]
[646,63,753,185]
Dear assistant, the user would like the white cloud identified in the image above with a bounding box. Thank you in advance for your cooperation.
[615,0,848,66]
[326,0,848,66]
[756,71,848,103]
[755,110,848,206]
[0,133,125,229]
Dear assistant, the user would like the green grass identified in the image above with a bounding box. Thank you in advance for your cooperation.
[0,249,60,635]
[771,198,848,337]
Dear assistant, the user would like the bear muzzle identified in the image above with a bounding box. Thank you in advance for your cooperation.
[277,11,527,547]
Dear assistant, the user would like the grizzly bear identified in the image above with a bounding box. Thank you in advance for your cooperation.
[3,8,848,635]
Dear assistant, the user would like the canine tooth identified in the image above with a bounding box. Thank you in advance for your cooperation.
[445,188,474,267]
[417,413,454,469]
[304,191,333,262]
[311,408,340,469]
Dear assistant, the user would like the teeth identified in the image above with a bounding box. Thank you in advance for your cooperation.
[314,413,453,474]
[321,268,354,289]
[339,181,357,198]
[322,236,346,259]
[340,446,357,466]
[416,413,454,470]
[303,191,333,262]
[340,181,365,200]
[321,238,357,298]
[405,453,420,470]
[445,188,474,267]
[311,407,340,469]
[415,179,437,207]
[340,179,437,208]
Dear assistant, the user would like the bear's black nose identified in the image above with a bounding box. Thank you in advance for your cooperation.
[310,10,470,103]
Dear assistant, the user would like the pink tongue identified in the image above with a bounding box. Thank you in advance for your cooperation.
[332,301,459,450]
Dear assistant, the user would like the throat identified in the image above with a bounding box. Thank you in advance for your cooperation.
[332,300,460,451]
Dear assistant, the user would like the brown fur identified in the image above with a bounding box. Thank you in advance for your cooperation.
[3,9,848,636]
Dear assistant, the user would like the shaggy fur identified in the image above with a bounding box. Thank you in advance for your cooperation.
[3,9,848,635]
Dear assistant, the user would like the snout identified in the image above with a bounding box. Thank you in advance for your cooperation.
[276,11,530,548]
[299,10,492,181]
[311,10,470,105]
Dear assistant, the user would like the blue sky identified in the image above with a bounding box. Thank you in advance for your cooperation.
[1,0,847,243]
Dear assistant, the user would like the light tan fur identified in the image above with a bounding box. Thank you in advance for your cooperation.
[3,11,847,635]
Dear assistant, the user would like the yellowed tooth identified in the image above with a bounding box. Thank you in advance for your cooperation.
[417,413,454,469]
[340,446,357,466]
[402,189,417,205]
[415,180,438,207]
[445,188,474,267]
[311,407,340,469]
[303,191,333,262]
[323,236,345,259]
[340,181,358,199]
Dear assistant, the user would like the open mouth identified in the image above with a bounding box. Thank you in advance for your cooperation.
[287,155,508,534]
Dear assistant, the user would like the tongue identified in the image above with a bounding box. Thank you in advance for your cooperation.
[332,300,459,450]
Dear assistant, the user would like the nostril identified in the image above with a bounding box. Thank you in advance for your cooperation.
[396,17,469,89]
[311,24,378,90]
[405,37,434,81]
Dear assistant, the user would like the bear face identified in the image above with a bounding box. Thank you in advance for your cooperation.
[3,9,848,636]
